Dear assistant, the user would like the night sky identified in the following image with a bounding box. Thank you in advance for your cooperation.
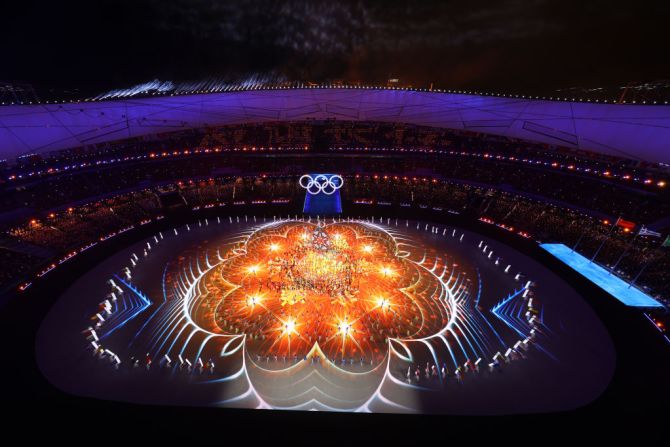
[2,0,669,97]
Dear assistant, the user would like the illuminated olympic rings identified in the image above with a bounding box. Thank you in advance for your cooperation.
[299,174,344,195]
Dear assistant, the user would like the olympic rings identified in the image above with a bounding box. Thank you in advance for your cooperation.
[299,174,344,195]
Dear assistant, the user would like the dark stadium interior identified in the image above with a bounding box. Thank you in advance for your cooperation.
[3,0,670,99]
[1,0,670,443]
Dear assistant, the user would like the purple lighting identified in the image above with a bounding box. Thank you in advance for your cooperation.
[1,88,669,163]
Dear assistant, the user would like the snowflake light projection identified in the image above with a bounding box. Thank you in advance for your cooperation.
[83,218,541,412]
[198,221,449,366]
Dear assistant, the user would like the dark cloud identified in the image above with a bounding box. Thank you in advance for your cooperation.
[1,0,668,96]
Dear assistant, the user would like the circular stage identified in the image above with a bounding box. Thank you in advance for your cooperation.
[36,216,615,414]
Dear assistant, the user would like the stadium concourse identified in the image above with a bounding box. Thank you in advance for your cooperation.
[0,99,668,436]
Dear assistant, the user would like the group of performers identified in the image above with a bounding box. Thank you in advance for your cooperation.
[259,227,367,302]
[211,223,434,360]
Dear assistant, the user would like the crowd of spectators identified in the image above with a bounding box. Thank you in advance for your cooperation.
[3,122,667,222]
[0,249,41,289]
[8,191,159,251]
[332,149,669,223]
[179,177,300,206]
[345,177,670,303]
[0,175,667,307]
[3,150,667,225]
[1,121,668,306]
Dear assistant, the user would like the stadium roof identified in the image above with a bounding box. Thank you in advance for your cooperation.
[1,87,669,164]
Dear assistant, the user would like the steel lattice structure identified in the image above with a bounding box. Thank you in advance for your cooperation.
[1,88,669,163]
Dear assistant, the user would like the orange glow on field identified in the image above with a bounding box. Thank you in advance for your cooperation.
[199,221,451,362]
[247,294,262,308]
[282,317,298,336]
[376,296,391,311]
[379,265,396,277]
[246,264,261,275]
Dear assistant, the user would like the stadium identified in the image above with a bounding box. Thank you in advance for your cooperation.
[1,0,669,442]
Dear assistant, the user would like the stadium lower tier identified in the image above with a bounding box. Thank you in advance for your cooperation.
[36,215,615,414]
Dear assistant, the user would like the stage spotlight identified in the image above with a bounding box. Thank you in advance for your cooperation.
[379,265,395,277]
[247,294,262,308]
[282,317,297,336]
[376,296,391,311]
[246,264,261,275]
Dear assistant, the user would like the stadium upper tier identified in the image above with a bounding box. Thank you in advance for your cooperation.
[1,88,669,164]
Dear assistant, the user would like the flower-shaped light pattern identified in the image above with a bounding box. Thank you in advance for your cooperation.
[190,221,450,365]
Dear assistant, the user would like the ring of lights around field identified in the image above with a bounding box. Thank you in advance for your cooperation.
[36,216,615,413]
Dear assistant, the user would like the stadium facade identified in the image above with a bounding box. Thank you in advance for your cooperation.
[1,87,669,163]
